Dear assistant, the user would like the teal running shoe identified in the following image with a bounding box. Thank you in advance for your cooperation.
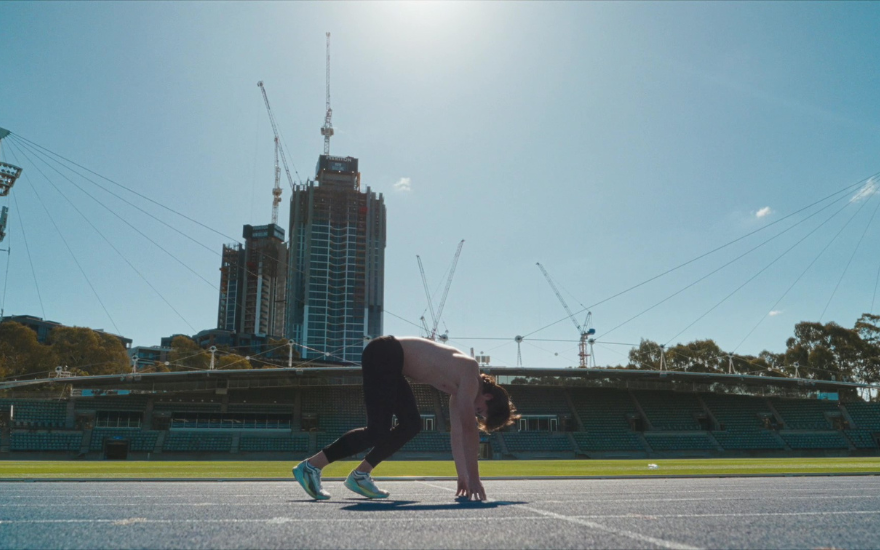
[292,461,330,500]
[344,470,390,499]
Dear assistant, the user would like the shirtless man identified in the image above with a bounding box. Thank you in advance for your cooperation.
[292,335,518,501]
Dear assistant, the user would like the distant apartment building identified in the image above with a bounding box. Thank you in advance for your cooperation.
[0,314,132,348]
[217,224,288,338]
[128,345,170,370]
[285,155,386,363]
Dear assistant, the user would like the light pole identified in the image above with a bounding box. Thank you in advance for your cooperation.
[209,346,217,371]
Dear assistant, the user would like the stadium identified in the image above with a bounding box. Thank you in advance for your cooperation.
[2,365,877,460]
[4,366,880,549]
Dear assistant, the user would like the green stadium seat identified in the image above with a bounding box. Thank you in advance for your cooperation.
[239,435,309,452]
[780,431,849,450]
[569,388,646,451]
[90,428,159,452]
[503,432,572,453]
[644,433,715,451]
[702,394,784,450]
[10,431,83,451]
[635,391,704,431]
[770,397,837,430]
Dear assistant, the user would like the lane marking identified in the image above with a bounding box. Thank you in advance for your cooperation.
[568,511,880,519]
[417,482,701,550]
[0,517,549,525]
[4,510,880,527]
[5,494,877,508]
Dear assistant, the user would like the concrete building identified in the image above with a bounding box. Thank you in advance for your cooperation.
[128,345,170,371]
[217,224,288,338]
[285,155,386,363]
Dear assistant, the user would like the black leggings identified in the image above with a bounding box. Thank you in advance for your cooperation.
[321,336,421,467]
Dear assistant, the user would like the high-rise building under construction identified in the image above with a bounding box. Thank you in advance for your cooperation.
[217,224,288,338]
[285,155,385,363]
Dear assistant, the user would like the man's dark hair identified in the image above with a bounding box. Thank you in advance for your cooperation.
[478,374,519,432]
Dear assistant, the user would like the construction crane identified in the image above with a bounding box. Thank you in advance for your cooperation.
[320,32,334,155]
[417,240,465,341]
[0,206,7,243]
[0,128,23,197]
[257,81,297,225]
[536,262,596,368]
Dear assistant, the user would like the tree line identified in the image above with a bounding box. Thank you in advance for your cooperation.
[0,322,298,380]
[2,314,878,385]
[619,313,880,386]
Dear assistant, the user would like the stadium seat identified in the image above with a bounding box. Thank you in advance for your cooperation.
[10,431,83,452]
[702,394,784,450]
[90,428,160,452]
[634,391,704,431]
[770,397,837,430]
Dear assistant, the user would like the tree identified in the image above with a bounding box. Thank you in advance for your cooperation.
[261,338,299,368]
[215,353,253,370]
[626,339,663,370]
[782,321,876,387]
[50,326,129,375]
[167,336,209,371]
[855,313,880,348]
[665,339,726,373]
[0,322,58,378]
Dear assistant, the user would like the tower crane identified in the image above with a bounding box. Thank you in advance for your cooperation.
[417,240,465,341]
[320,32,334,155]
[0,128,23,198]
[257,81,298,225]
[536,262,596,368]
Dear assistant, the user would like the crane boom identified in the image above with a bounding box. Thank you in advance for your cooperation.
[257,81,298,219]
[320,32,334,155]
[417,255,437,336]
[433,239,464,338]
[536,262,582,333]
[537,262,595,368]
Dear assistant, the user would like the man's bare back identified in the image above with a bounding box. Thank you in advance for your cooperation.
[397,337,479,396]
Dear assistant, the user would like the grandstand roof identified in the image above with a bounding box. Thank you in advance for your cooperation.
[0,366,871,394]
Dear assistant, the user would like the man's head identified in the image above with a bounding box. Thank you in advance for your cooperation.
[475,374,519,432]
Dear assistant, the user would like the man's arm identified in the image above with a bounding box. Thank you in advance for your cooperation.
[449,395,469,497]
[451,362,485,500]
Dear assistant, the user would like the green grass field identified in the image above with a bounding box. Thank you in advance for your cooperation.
[2,458,880,479]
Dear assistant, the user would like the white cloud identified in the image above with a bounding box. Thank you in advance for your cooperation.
[768,310,782,317]
[393,177,411,192]
[755,206,772,218]
[850,177,878,203]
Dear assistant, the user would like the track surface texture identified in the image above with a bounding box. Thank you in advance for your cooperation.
[2,477,880,549]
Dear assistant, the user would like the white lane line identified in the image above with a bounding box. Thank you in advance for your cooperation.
[417,482,701,550]
[5,510,880,527]
[7,493,875,508]
[568,511,880,519]
[0,517,548,525]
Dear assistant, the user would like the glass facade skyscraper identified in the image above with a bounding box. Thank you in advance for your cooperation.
[285,155,385,363]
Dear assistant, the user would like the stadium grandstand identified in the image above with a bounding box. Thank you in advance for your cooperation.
[1,365,878,460]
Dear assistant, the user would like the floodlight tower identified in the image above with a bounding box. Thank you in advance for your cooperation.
[320,32,334,155]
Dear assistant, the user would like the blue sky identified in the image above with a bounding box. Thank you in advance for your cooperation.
[2,2,879,368]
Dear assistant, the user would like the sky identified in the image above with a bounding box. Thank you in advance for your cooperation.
[2,2,880,369]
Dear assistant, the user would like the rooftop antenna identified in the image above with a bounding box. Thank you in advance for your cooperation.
[320,32,334,155]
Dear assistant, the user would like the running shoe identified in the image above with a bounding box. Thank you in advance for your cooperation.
[292,460,331,500]
[344,470,390,499]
